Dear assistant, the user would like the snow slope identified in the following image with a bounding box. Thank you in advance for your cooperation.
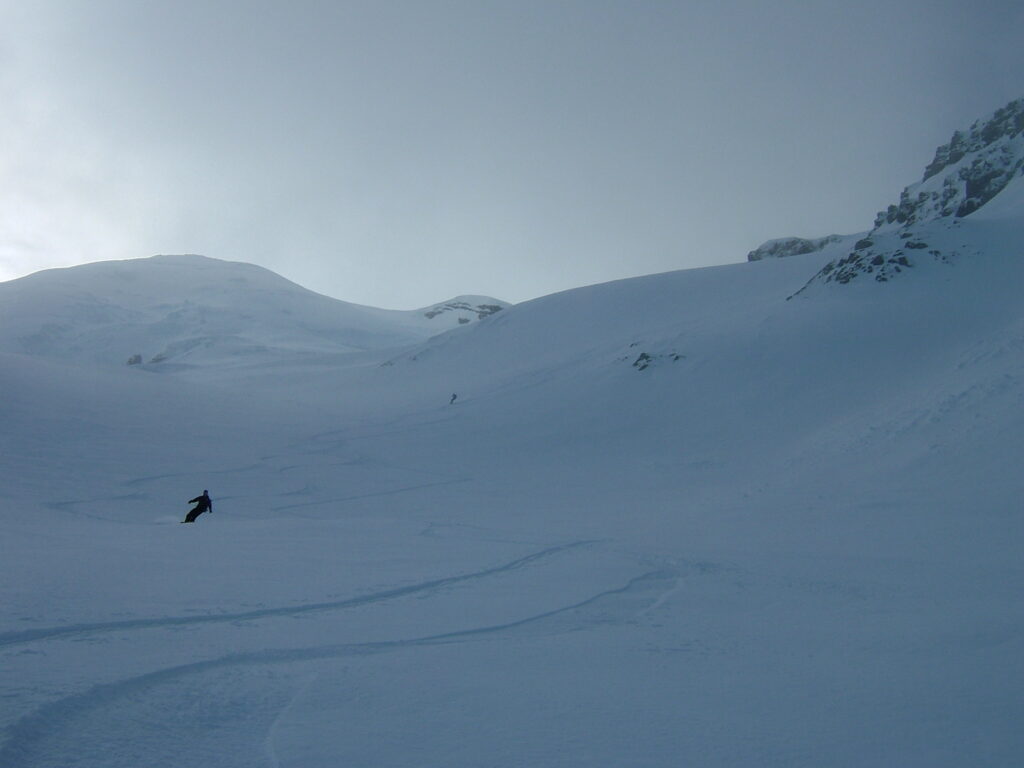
[1,100,1023,767]
[0,253,509,369]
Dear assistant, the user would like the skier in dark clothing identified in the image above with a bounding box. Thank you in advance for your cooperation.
[182,490,212,523]
[450,393,457,405]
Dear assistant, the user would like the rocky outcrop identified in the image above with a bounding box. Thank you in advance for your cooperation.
[874,99,1024,230]
[746,235,844,262]
[421,301,505,321]
[793,98,1023,294]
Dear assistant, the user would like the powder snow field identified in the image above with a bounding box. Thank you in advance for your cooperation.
[2,129,1024,763]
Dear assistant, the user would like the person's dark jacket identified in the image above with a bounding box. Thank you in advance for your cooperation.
[189,491,212,513]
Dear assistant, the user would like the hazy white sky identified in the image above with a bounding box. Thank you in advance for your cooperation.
[2,0,1022,308]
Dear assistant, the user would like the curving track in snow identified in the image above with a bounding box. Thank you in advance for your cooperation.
[1,556,676,768]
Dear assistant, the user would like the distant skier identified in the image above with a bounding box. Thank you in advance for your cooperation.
[181,490,212,523]
[450,393,457,405]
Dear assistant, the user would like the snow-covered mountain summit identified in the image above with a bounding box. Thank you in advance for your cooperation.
[0,254,508,368]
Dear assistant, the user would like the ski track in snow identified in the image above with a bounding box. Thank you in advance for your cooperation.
[271,477,470,512]
[0,541,596,648]
[0,570,673,768]
[122,463,267,486]
[45,494,151,522]
[263,672,318,768]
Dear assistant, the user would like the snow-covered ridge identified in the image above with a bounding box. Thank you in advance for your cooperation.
[877,97,1024,228]
[0,254,508,368]
[746,234,859,262]
[418,295,509,325]
[792,97,1024,293]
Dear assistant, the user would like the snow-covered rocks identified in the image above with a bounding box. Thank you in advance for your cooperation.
[418,296,508,326]
[877,98,1024,228]
[794,96,1024,293]
[746,234,852,261]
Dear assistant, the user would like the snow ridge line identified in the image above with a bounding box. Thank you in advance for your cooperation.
[0,570,664,766]
[0,540,598,648]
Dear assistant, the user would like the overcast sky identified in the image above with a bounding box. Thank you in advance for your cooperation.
[2,1,1022,308]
